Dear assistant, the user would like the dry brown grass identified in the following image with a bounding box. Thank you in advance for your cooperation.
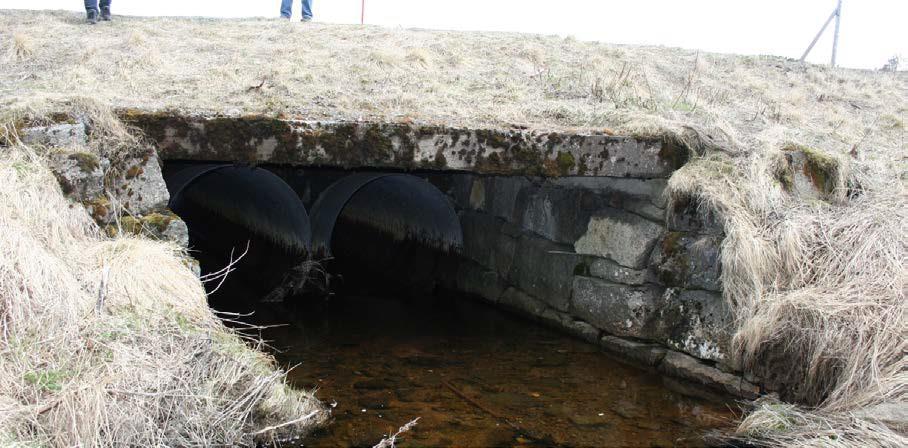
[0,115,327,446]
[0,10,904,166]
[734,398,906,447]
[2,32,32,62]
[667,145,906,446]
[0,9,905,447]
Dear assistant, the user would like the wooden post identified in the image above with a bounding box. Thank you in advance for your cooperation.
[361,0,365,24]
[831,0,842,67]
[800,7,837,62]
[800,1,843,66]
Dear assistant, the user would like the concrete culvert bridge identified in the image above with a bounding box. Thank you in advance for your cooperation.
[8,9,906,447]
[148,116,762,404]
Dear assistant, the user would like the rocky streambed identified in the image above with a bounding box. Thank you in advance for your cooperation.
[233,291,739,447]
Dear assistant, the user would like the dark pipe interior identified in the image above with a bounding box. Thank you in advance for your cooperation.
[163,163,312,303]
[162,163,464,303]
[328,175,463,296]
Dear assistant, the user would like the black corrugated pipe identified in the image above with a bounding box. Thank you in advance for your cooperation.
[163,163,312,300]
[309,173,463,295]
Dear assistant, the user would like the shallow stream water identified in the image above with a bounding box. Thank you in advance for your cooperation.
[235,290,739,448]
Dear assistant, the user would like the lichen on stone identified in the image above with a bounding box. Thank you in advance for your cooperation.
[555,151,576,176]
[125,164,144,179]
[658,141,690,170]
[68,152,101,173]
[83,197,111,223]
[109,211,179,239]
[781,143,840,195]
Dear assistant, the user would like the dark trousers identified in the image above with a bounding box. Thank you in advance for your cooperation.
[84,0,111,12]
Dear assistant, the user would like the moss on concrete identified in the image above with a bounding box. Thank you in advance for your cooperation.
[124,112,301,164]
[361,124,395,162]
[545,132,563,152]
[576,156,589,176]
[121,110,191,146]
[432,149,447,169]
[314,123,355,163]
[541,159,560,177]
[782,144,839,194]
[556,151,576,176]
[108,211,179,239]
[508,141,546,176]
[121,112,682,178]
[125,164,144,179]
[475,129,511,150]
[656,231,690,286]
[68,152,100,173]
[143,212,178,232]
[392,125,418,166]
[83,197,111,223]
[659,141,690,170]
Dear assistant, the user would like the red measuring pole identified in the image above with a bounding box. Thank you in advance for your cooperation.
[361,0,365,24]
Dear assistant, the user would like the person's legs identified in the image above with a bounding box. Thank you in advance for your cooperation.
[99,0,112,21]
[280,0,293,18]
[84,0,99,23]
[301,0,313,21]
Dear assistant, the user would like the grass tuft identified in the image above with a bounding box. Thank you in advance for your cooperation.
[3,32,32,62]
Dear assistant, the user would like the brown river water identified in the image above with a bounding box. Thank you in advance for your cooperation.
[236,292,739,448]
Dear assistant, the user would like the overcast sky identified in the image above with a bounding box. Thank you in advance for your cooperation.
[3,0,905,70]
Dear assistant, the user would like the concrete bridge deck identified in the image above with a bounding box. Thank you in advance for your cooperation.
[125,112,687,178]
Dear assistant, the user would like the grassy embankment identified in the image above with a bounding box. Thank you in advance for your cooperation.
[1,10,905,446]
[0,104,327,446]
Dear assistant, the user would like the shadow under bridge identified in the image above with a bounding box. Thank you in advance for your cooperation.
[163,164,463,300]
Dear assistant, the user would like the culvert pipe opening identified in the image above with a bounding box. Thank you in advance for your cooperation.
[309,173,464,295]
[163,163,312,301]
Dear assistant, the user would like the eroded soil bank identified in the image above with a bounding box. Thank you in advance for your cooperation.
[226,290,738,447]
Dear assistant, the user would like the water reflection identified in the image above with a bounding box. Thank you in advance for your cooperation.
[245,292,737,447]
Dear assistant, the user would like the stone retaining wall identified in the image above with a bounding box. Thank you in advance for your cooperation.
[427,173,760,399]
[21,121,191,251]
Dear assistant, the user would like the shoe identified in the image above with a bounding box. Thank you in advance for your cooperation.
[86,10,98,24]
[280,15,291,20]
[100,7,111,21]
[302,16,312,22]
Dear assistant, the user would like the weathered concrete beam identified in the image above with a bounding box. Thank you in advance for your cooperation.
[123,112,688,177]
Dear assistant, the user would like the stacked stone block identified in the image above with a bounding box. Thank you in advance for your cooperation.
[431,170,759,398]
